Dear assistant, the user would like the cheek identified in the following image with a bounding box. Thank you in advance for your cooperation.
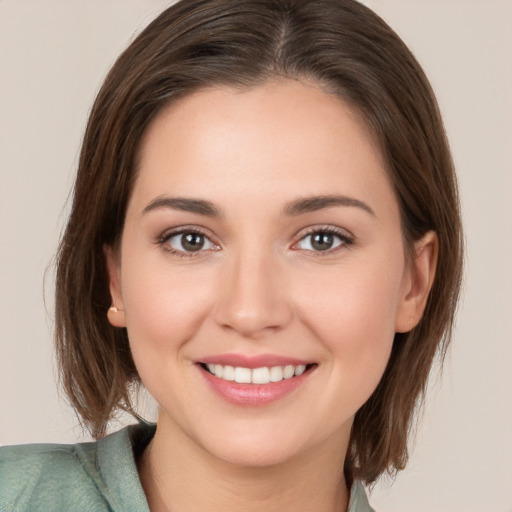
[120,256,214,363]
[294,254,404,379]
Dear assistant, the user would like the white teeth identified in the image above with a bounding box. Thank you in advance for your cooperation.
[283,365,295,379]
[251,367,270,384]
[205,363,309,384]
[269,366,283,382]
[214,364,223,378]
[294,365,306,376]
[222,365,235,381]
[234,367,252,383]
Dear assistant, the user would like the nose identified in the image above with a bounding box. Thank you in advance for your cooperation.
[214,249,292,339]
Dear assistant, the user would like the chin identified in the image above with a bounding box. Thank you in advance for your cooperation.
[206,437,305,468]
[193,417,346,470]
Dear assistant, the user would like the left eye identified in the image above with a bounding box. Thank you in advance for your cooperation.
[167,232,216,253]
[295,231,346,252]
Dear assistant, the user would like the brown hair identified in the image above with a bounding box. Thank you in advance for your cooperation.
[55,0,463,483]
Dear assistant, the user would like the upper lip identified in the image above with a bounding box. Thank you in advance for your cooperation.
[198,353,313,369]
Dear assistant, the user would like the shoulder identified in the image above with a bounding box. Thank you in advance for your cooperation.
[348,480,377,512]
[0,422,155,512]
[0,439,108,512]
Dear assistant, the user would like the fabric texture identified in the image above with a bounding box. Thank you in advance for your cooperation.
[0,422,375,511]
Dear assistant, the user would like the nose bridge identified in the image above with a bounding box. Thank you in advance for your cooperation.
[214,241,291,337]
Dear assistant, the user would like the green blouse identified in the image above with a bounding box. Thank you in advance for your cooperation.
[0,422,375,511]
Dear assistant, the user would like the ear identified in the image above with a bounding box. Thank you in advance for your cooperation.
[104,245,127,328]
[395,231,438,333]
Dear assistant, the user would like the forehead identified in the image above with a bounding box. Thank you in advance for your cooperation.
[132,80,396,217]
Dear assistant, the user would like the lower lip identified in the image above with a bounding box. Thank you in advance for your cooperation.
[198,365,313,406]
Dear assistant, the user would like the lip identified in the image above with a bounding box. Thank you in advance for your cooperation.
[196,353,316,406]
[199,353,311,369]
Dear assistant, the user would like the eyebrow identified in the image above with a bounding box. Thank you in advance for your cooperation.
[142,196,222,217]
[282,195,375,217]
[142,194,375,218]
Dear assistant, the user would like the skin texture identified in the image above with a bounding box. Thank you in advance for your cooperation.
[106,80,437,512]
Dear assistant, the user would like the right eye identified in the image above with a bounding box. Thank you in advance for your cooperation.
[164,230,216,255]
[295,231,346,252]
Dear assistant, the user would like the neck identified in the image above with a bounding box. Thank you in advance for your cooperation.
[138,416,350,512]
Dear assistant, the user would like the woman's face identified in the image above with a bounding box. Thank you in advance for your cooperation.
[107,80,425,467]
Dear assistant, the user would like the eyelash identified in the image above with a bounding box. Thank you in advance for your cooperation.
[156,227,218,259]
[156,225,354,258]
[292,226,354,255]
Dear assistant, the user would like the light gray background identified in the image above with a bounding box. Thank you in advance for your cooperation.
[1,1,511,511]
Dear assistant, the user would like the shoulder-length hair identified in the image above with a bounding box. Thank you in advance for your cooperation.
[55,0,463,484]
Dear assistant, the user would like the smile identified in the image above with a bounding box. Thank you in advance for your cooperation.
[197,356,316,405]
[204,363,307,384]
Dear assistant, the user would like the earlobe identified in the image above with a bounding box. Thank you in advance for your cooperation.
[395,231,438,333]
[104,245,127,328]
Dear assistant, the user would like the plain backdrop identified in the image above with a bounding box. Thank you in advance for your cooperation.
[1,1,511,511]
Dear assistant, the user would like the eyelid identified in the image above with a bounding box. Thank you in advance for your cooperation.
[291,225,354,253]
[155,223,353,257]
[156,225,221,257]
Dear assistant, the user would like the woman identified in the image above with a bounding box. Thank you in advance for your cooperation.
[0,1,463,511]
